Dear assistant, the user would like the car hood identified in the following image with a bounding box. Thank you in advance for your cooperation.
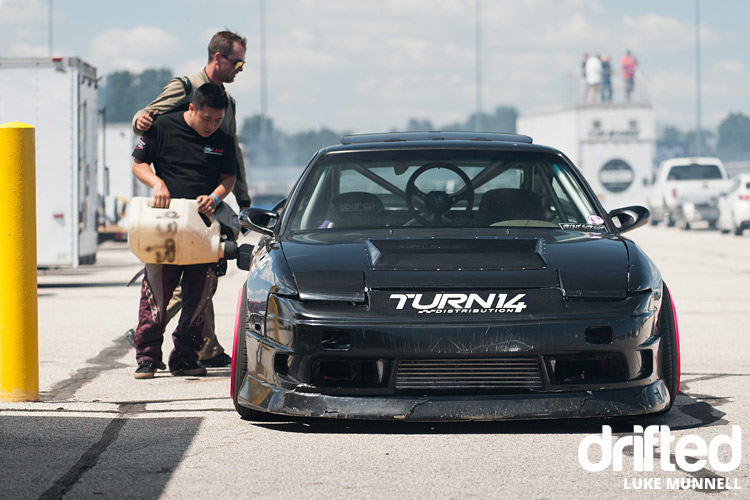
[280,230,630,301]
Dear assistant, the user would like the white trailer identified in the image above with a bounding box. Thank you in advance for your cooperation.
[517,104,656,210]
[98,122,150,241]
[0,57,99,267]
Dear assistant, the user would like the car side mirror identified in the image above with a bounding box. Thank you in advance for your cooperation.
[239,207,279,237]
[608,205,650,233]
[272,198,287,212]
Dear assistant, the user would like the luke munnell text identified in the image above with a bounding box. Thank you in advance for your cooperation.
[624,477,742,490]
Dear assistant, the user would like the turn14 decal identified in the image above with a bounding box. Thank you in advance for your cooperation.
[389,292,527,314]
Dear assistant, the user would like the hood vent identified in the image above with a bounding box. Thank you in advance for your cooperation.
[365,238,545,271]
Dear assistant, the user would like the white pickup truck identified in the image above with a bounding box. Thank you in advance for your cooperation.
[647,157,730,229]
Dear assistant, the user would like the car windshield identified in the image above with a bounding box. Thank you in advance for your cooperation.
[285,149,601,232]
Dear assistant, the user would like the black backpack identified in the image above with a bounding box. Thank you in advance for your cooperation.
[162,76,194,114]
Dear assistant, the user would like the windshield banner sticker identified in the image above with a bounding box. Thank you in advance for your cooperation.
[389,293,527,314]
[560,223,607,232]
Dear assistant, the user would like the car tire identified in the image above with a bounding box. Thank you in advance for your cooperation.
[666,212,675,227]
[734,226,744,236]
[231,286,270,421]
[657,284,680,411]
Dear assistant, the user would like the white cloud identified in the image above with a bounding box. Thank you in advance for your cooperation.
[8,43,50,58]
[647,63,750,130]
[622,14,722,53]
[267,45,339,71]
[527,12,610,50]
[174,58,206,80]
[714,60,745,75]
[0,0,47,25]
[701,68,750,127]
[90,27,179,73]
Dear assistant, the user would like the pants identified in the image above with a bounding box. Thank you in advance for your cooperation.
[134,263,217,368]
[131,281,225,360]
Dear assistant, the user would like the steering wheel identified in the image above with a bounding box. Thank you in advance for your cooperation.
[405,161,475,225]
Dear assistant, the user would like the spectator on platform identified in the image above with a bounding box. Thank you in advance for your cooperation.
[600,55,613,102]
[620,50,638,101]
[580,52,589,101]
[585,54,603,103]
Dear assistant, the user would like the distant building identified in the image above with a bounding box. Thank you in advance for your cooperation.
[517,103,656,210]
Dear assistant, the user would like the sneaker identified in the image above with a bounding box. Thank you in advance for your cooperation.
[134,361,158,379]
[170,360,207,377]
[200,352,231,367]
[127,330,167,370]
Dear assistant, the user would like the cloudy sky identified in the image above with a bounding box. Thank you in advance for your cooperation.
[1,0,748,134]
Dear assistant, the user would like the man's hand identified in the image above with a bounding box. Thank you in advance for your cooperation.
[197,194,217,215]
[151,181,171,208]
[132,159,170,208]
[135,110,156,133]
[197,176,233,216]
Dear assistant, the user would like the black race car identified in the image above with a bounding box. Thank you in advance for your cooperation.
[231,132,680,421]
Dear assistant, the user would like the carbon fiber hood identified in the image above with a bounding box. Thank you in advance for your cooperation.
[281,230,629,301]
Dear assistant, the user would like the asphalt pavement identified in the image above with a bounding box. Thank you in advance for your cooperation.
[0,226,748,499]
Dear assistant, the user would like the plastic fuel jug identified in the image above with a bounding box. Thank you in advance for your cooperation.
[127,197,233,265]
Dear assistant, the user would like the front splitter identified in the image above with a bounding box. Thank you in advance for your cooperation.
[236,375,671,421]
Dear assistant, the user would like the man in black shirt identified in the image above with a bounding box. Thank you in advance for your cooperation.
[125,31,249,368]
[131,84,236,379]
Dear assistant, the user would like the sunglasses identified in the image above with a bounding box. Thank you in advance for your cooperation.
[219,53,245,70]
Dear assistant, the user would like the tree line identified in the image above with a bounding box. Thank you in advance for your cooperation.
[100,69,173,124]
[656,113,750,164]
[237,106,519,166]
[101,69,750,167]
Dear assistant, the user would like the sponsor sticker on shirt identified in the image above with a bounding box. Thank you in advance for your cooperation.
[204,146,224,156]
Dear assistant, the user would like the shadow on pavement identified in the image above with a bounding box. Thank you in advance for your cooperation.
[0,413,201,499]
[37,282,132,289]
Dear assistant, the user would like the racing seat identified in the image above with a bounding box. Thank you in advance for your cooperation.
[473,188,546,226]
[324,192,388,228]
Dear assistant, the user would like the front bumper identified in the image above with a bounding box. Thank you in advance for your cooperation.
[236,292,672,420]
[682,201,719,223]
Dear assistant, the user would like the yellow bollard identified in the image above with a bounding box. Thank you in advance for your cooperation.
[0,122,39,401]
